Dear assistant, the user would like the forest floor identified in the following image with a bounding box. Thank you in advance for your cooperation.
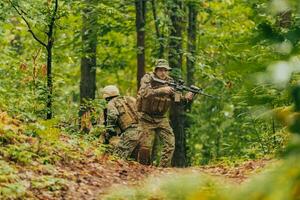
[0,111,275,200]
[26,156,273,200]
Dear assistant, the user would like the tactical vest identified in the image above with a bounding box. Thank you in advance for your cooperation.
[137,73,172,116]
[111,96,138,132]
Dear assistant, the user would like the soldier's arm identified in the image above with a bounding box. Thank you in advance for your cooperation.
[139,74,155,98]
[139,74,172,97]
[106,102,119,136]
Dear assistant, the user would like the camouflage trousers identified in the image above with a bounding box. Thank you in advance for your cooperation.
[113,126,141,160]
[137,116,175,167]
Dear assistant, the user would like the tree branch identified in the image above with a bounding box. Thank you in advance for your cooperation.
[8,0,47,47]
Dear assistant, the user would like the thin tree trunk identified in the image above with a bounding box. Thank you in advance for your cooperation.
[185,3,198,165]
[136,0,146,90]
[168,0,186,167]
[170,103,186,167]
[151,0,164,58]
[45,0,58,119]
[46,0,57,119]
[215,130,222,159]
[9,0,58,119]
[187,3,197,86]
[46,46,53,119]
[79,0,98,131]
[168,1,183,70]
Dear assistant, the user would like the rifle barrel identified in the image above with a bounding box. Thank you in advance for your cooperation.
[152,76,218,99]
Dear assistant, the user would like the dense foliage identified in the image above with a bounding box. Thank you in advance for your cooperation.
[186,0,300,164]
[1,0,300,174]
[2,0,300,199]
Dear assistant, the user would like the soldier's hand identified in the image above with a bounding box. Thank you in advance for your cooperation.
[100,132,111,144]
[158,86,174,94]
[100,134,107,144]
[185,92,194,101]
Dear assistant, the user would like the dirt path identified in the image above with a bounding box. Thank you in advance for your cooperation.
[24,157,272,199]
[19,156,154,199]
[8,148,274,200]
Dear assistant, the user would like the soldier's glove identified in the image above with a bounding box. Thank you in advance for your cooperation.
[185,92,194,101]
[99,132,110,144]
[102,128,117,144]
[103,132,111,144]
[156,86,174,95]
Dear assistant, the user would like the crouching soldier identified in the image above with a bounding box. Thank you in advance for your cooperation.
[102,85,140,160]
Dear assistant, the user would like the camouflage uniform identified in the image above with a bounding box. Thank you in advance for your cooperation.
[105,95,140,159]
[136,72,176,167]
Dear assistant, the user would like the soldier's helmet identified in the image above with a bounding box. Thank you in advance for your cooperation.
[154,59,171,71]
[102,85,120,99]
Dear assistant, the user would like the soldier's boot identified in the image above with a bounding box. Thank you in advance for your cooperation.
[130,145,139,160]
[137,146,151,165]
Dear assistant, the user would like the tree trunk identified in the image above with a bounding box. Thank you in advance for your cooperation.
[151,0,164,58]
[170,102,186,167]
[45,0,58,119]
[187,3,197,86]
[185,3,198,165]
[168,0,186,167]
[8,0,58,120]
[136,0,146,90]
[79,0,98,131]
[46,46,53,119]
[168,1,183,71]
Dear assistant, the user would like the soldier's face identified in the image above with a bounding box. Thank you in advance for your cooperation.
[155,68,169,79]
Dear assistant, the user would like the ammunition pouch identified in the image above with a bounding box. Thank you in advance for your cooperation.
[113,97,138,132]
[139,95,171,115]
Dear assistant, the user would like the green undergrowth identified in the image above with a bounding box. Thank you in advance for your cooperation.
[0,113,107,199]
[0,160,27,199]
[0,120,105,165]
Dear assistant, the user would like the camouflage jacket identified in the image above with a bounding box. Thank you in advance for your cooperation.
[106,96,138,135]
[137,72,173,98]
[137,72,187,120]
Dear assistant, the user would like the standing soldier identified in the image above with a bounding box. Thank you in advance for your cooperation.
[102,85,140,159]
[136,59,194,167]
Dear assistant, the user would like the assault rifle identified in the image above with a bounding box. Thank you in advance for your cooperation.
[152,76,218,99]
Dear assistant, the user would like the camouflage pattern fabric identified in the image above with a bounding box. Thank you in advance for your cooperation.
[113,126,140,159]
[137,72,173,100]
[136,72,176,167]
[137,114,175,167]
[105,96,140,160]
